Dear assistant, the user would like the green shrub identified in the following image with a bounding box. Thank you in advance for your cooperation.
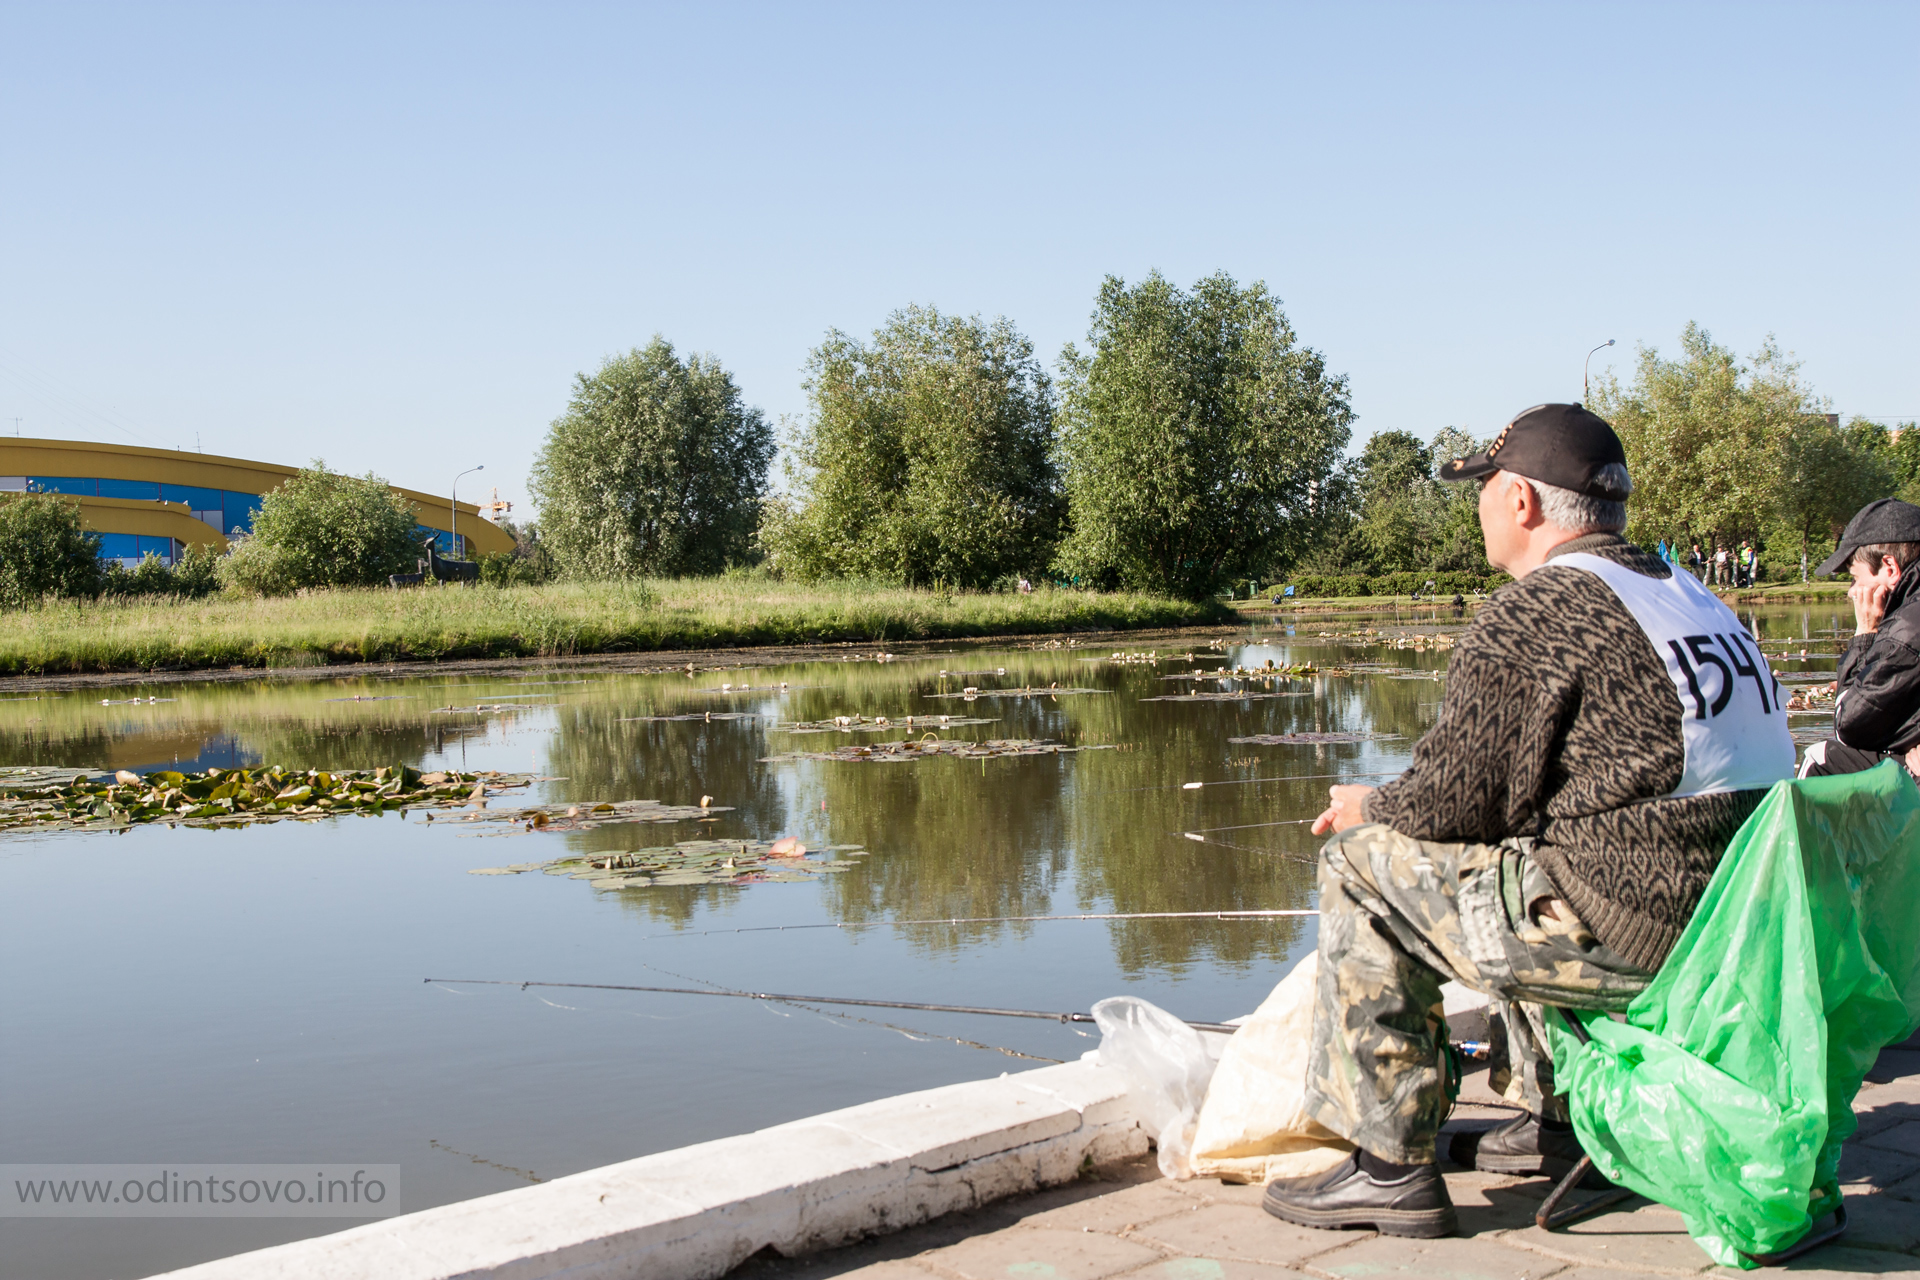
[1279,570,1508,599]
[103,545,224,599]
[0,493,103,607]
[478,551,548,587]
[218,462,421,596]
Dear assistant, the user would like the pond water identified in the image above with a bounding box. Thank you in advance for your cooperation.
[0,605,1847,1279]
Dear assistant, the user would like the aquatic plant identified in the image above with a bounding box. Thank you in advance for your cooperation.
[470,838,868,889]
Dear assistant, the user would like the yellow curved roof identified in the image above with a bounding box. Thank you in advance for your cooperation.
[0,438,513,556]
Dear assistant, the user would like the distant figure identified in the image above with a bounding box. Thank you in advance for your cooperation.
[1016,576,1032,594]
[1689,542,1705,580]
[1713,544,1729,586]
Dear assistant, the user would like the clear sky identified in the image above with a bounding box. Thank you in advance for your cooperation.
[2,2,1914,512]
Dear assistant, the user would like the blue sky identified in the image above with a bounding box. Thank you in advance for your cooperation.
[1,2,1914,512]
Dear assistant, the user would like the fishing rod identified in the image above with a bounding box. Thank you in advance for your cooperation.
[1184,818,1321,833]
[1177,770,1404,791]
[1079,769,1405,797]
[633,908,1319,942]
[424,977,1244,1034]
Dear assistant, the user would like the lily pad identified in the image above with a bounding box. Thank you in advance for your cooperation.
[0,764,547,833]
[777,714,996,734]
[760,738,1116,764]
[472,838,870,890]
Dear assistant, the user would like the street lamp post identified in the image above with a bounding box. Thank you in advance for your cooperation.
[452,465,484,559]
[1584,339,1616,405]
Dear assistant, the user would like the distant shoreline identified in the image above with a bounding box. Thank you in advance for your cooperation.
[0,580,1233,690]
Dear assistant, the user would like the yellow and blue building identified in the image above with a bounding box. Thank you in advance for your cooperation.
[0,438,513,567]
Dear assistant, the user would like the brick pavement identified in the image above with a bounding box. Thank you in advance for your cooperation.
[735,1052,1920,1280]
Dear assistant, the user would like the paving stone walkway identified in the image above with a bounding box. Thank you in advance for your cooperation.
[738,1045,1920,1280]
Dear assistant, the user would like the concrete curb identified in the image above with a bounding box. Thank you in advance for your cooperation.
[151,1057,1146,1280]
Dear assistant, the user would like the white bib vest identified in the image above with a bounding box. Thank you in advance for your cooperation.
[1554,552,1795,797]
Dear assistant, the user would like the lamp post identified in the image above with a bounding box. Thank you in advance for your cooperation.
[452,465,484,559]
[1584,339,1616,405]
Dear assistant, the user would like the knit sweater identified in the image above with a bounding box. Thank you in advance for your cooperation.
[1361,533,1767,974]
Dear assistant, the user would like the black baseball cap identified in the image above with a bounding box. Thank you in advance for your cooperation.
[1816,498,1920,576]
[1438,403,1632,500]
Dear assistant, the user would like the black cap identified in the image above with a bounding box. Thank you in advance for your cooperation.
[1438,403,1632,500]
[1816,498,1920,576]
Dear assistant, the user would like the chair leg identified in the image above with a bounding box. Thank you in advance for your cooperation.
[1741,1205,1848,1267]
[1535,1156,1635,1230]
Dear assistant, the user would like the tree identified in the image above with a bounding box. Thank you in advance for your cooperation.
[529,339,774,579]
[762,306,1059,587]
[1290,426,1488,576]
[218,461,422,595]
[0,493,103,607]
[1589,324,1815,554]
[1053,272,1352,598]
[1773,417,1895,580]
[1352,431,1434,571]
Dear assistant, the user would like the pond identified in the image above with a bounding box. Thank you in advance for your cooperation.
[0,605,1847,1279]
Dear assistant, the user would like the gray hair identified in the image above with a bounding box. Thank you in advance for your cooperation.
[1509,463,1631,533]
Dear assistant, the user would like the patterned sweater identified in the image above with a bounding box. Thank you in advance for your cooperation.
[1361,533,1766,974]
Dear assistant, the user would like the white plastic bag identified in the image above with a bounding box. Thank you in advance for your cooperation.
[1090,995,1216,1179]
[1188,952,1353,1183]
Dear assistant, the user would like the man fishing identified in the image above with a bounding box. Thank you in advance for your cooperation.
[1262,404,1795,1238]
[1796,497,1920,780]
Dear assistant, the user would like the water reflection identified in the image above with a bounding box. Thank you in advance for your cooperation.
[0,605,1850,973]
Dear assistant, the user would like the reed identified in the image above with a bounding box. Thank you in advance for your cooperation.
[0,579,1226,675]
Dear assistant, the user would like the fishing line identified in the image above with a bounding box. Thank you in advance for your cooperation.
[1180,832,1319,863]
[634,908,1319,942]
[636,960,1062,1061]
[424,977,1242,1034]
[1077,769,1404,797]
[1184,819,1321,832]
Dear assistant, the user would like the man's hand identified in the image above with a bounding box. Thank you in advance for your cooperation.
[1850,574,1893,636]
[1311,784,1376,836]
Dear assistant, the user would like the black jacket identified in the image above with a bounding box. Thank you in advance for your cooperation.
[1836,568,1920,755]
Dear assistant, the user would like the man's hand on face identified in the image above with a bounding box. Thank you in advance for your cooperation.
[1848,555,1901,636]
[1311,784,1376,836]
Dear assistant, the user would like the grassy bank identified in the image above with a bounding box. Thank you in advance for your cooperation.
[0,579,1229,676]
[1718,581,1851,604]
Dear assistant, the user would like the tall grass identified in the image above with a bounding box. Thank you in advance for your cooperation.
[0,579,1227,675]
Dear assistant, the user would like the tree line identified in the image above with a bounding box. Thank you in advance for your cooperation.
[526,284,1911,599]
[2,280,1908,607]
[528,271,1354,601]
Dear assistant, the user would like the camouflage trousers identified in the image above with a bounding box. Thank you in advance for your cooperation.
[1301,823,1653,1164]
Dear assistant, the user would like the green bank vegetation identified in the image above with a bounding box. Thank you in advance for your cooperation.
[0,577,1224,676]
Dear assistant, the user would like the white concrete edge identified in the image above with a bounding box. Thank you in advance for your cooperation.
[150,1055,1147,1280]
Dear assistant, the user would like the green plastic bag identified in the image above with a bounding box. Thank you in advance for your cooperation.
[1548,761,1920,1266]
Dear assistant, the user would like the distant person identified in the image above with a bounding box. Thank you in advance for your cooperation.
[1798,499,1920,780]
[1713,544,1729,585]
[1689,542,1705,579]
[1017,576,1032,594]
